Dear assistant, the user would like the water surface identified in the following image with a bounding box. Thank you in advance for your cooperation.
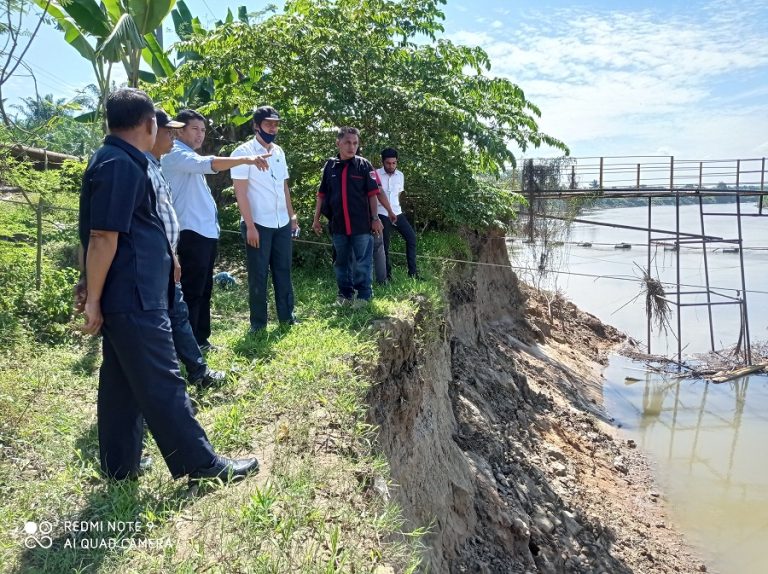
[510,203,768,573]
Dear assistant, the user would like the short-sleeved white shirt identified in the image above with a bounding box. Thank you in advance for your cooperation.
[160,140,219,239]
[376,168,404,216]
[230,139,290,229]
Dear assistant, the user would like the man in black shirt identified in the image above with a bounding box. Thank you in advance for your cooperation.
[312,127,391,306]
[78,88,258,482]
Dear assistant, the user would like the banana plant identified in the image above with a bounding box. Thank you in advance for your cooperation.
[34,0,176,118]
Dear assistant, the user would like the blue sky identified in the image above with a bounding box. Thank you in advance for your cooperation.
[6,0,768,160]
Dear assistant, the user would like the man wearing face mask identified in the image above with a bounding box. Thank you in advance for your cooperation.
[231,106,298,333]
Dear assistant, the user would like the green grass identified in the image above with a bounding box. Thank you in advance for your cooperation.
[0,230,458,573]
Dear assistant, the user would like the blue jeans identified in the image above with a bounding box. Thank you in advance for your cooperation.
[169,283,207,381]
[349,232,387,284]
[241,221,295,330]
[332,233,373,300]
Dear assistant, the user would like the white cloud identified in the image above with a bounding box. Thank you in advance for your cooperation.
[449,0,768,160]
[491,20,503,29]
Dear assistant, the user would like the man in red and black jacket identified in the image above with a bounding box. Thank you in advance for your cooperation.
[312,127,394,306]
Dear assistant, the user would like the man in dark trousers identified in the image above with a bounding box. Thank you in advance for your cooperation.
[79,88,258,481]
[147,108,225,387]
[375,147,419,279]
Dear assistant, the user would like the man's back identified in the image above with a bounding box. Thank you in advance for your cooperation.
[80,135,171,313]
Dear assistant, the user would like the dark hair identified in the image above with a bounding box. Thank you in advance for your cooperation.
[336,126,360,140]
[252,105,280,126]
[175,109,206,124]
[105,88,154,131]
[381,147,398,160]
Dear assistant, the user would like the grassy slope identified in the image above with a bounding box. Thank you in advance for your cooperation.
[0,219,470,573]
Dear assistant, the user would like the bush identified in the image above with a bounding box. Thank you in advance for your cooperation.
[0,241,78,346]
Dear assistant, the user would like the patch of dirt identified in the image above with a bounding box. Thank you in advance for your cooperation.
[369,230,709,573]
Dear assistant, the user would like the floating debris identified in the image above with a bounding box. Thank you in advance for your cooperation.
[640,267,671,335]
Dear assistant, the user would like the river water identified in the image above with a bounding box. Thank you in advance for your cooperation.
[509,202,768,574]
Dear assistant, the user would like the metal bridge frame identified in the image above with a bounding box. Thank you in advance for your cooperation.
[522,156,768,365]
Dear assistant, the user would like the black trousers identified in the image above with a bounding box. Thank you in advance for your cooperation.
[177,230,217,345]
[99,309,217,479]
[379,214,418,277]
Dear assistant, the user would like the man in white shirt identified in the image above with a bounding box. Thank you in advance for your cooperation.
[161,109,269,350]
[231,106,298,332]
[376,147,419,279]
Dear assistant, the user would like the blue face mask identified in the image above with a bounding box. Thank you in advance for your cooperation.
[258,128,275,144]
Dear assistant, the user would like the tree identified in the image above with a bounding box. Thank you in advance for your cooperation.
[33,0,176,118]
[0,0,51,126]
[149,0,567,230]
[10,91,101,154]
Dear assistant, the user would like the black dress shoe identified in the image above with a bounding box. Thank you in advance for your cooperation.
[138,455,152,476]
[198,341,221,352]
[190,369,226,388]
[188,456,259,482]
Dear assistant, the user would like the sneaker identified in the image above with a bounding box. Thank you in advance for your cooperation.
[336,296,353,307]
[351,297,370,310]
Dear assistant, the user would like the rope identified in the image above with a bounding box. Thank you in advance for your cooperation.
[219,229,768,296]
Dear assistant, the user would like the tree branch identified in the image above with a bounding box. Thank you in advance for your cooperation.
[2,0,52,83]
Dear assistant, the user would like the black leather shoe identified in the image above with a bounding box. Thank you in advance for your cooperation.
[191,369,226,388]
[188,456,259,482]
[138,455,152,476]
[198,341,221,352]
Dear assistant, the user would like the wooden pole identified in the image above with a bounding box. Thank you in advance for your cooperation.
[673,156,682,366]
[35,198,43,291]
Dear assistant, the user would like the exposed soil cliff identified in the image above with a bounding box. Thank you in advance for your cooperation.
[367,232,708,573]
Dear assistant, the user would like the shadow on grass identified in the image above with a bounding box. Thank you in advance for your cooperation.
[70,335,101,376]
[13,478,193,574]
[14,424,194,574]
[230,323,294,360]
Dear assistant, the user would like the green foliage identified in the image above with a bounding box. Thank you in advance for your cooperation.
[8,93,102,155]
[0,247,78,345]
[147,0,566,231]
[0,151,82,346]
[58,158,88,192]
